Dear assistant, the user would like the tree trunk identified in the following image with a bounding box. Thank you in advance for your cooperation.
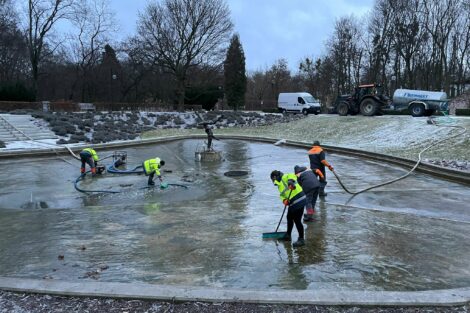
[176,77,185,111]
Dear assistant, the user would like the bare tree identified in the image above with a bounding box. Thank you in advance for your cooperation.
[327,16,364,94]
[389,0,427,89]
[27,0,74,95]
[119,40,156,102]
[267,59,291,100]
[448,2,470,96]
[299,57,335,106]
[246,69,271,102]
[0,0,29,83]
[366,0,394,90]
[299,57,317,94]
[67,0,116,101]
[422,0,460,91]
[135,0,233,110]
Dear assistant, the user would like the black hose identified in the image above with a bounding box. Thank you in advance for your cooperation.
[106,164,143,174]
[74,172,121,194]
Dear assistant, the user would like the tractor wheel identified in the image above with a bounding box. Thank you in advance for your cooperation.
[360,99,379,116]
[337,102,349,116]
[410,103,425,117]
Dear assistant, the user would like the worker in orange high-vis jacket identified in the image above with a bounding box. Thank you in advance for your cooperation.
[307,140,334,197]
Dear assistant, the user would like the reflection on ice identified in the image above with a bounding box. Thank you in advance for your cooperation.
[0,139,469,291]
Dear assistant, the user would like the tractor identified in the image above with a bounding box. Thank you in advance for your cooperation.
[334,84,389,116]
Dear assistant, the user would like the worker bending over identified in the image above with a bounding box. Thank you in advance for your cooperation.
[143,157,165,186]
[294,165,320,222]
[80,148,99,176]
[307,140,334,197]
[270,170,306,247]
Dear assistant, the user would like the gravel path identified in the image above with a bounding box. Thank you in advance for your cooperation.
[0,291,468,313]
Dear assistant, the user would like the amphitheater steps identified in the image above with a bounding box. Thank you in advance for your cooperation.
[0,114,57,142]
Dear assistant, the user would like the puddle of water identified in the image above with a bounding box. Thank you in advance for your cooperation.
[0,139,469,291]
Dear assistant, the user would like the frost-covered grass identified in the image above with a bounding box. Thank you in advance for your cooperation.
[143,115,470,161]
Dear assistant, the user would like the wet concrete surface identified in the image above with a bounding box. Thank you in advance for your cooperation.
[0,139,469,291]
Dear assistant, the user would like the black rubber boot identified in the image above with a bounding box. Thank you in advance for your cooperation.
[293,238,305,247]
[148,177,155,186]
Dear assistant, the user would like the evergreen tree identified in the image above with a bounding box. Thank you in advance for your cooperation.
[224,34,246,111]
[99,44,122,103]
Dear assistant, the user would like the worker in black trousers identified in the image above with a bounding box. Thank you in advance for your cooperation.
[270,170,307,247]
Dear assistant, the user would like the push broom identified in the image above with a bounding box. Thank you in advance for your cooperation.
[262,189,292,239]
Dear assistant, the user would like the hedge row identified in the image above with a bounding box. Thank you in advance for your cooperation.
[0,82,35,102]
[382,109,411,115]
[261,108,279,113]
[456,109,470,116]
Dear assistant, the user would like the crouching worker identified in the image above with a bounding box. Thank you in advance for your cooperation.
[270,170,306,247]
[80,148,99,176]
[294,165,320,222]
[143,157,165,186]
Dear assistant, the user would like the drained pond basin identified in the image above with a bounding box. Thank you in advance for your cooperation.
[0,139,469,292]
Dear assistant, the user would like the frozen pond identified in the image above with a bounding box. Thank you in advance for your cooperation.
[0,139,469,291]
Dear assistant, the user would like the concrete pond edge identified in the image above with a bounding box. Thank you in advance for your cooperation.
[0,277,470,306]
[0,134,469,185]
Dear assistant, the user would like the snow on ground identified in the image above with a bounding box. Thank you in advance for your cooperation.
[3,138,142,152]
[143,114,470,162]
[4,139,60,151]
[1,113,469,167]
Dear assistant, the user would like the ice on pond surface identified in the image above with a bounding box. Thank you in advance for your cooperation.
[0,139,469,291]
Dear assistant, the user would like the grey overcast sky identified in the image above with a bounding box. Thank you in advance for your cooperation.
[109,0,374,72]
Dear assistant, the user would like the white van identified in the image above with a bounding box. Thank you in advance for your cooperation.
[277,92,321,115]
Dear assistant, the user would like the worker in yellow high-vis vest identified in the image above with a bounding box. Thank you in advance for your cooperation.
[142,157,165,186]
[270,170,306,247]
[80,148,99,176]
